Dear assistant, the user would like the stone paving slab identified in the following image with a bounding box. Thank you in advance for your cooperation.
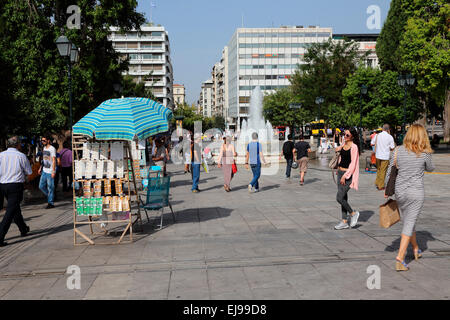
[0,156,449,300]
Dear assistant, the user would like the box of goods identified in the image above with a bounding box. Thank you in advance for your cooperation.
[104,179,112,195]
[122,196,130,211]
[82,142,91,160]
[95,197,103,215]
[115,179,123,195]
[106,160,115,178]
[85,160,95,179]
[93,180,102,197]
[83,181,92,198]
[74,160,85,180]
[100,143,109,160]
[110,142,124,161]
[115,160,124,178]
[83,197,90,215]
[91,143,100,160]
[133,160,141,179]
[76,197,84,216]
[96,160,104,179]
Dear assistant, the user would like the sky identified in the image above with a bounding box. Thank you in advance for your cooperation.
[136,0,392,105]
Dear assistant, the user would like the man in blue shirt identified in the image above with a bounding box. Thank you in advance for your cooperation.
[0,136,32,246]
[245,132,266,192]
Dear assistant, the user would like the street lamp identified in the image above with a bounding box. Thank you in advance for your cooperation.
[56,35,79,131]
[359,84,368,151]
[113,82,123,98]
[397,74,415,134]
[315,96,324,147]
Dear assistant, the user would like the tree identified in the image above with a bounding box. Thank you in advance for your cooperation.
[0,0,145,139]
[398,0,450,141]
[262,87,313,128]
[342,67,424,129]
[119,75,156,100]
[172,103,203,133]
[290,38,369,122]
[376,0,408,72]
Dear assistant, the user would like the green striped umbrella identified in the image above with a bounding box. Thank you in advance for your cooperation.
[73,97,172,141]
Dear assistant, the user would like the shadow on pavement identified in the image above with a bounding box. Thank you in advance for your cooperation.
[170,176,217,188]
[384,230,437,262]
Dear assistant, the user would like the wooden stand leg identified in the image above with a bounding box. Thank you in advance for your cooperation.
[75,228,95,245]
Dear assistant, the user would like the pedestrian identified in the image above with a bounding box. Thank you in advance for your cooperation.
[281,134,295,180]
[152,138,169,176]
[320,132,328,154]
[53,142,61,194]
[334,128,361,230]
[385,124,434,271]
[184,134,192,174]
[334,130,342,148]
[371,124,395,190]
[0,136,32,247]
[245,132,266,193]
[38,135,56,209]
[293,135,311,186]
[191,133,202,193]
[217,135,237,192]
[60,140,73,192]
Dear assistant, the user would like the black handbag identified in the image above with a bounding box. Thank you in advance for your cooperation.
[385,147,398,196]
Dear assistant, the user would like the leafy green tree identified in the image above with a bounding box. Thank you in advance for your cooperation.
[0,0,145,140]
[262,87,312,128]
[342,67,424,129]
[172,103,203,133]
[118,75,156,100]
[290,39,369,122]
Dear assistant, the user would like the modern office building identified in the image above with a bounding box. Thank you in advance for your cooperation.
[226,26,332,129]
[173,84,185,108]
[333,33,379,68]
[198,79,214,117]
[108,25,174,109]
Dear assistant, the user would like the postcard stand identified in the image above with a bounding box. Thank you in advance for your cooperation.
[71,133,143,245]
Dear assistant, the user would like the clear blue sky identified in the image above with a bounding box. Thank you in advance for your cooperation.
[136,0,391,105]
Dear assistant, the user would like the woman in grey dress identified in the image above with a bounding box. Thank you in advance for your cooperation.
[217,136,237,192]
[385,124,434,271]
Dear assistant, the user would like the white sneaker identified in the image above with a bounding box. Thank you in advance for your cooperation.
[248,184,253,193]
[350,211,360,228]
[254,189,259,193]
[334,221,349,230]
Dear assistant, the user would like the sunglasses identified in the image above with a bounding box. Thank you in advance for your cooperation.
[345,133,351,138]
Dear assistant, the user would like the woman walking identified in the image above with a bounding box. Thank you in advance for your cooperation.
[385,124,434,271]
[217,136,237,192]
[334,128,361,230]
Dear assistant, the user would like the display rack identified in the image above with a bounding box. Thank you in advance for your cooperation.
[71,134,143,245]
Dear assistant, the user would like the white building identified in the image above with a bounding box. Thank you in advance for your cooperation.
[226,26,332,130]
[108,25,174,109]
[332,34,379,68]
[198,79,214,117]
[173,84,185,108]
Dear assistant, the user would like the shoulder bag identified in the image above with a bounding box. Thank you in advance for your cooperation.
[371,134,378,165]
[380,147,400,228]
[385,147,398,196]
[329,149,341,185]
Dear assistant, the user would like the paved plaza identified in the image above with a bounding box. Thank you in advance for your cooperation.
[0,151,449,300]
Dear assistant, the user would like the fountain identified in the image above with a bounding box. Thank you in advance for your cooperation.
[235,87,280,168]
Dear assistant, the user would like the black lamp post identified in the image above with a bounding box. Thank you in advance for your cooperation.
[315,96,324,148]
[56,35,79,131]
[397,74,415,134]
[359,84,368,151]
[113,82,123,98]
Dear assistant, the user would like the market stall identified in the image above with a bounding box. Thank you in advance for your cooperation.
[71,97,172,245]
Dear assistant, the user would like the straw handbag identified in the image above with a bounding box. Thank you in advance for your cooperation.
[379,199,400,228]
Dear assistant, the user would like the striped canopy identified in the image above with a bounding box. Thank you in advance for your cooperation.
[73,98,172,141]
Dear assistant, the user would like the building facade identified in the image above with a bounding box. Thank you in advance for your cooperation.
[198,79,214,117]
[332,34,379,68]
[108,25,174,109]
[173,84,185,108]
[226,26,333,129]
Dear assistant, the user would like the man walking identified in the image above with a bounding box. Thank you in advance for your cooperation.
[281,134,295,179]
[0,136,32,247]
[371,124,395,190]
[245,132,266,193]
[191,133,202,193]
[293,135,311,186]
[38,135,56,208]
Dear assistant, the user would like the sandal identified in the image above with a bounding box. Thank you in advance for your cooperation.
[414,249,422,261]
[395,258,409,271]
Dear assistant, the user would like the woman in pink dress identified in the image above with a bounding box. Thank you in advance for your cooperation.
[217,136,237,192]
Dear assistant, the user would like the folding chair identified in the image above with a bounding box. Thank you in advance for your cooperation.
[141,175,176,230]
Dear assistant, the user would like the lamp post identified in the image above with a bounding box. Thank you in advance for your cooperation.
[113,82,123,98]
[359,84,368,151]
[315,96,324,148]
[397,74,415,134]
[56,35,79,131]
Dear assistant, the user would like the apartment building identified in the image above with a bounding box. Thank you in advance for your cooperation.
[198,79,214,117]
[108,25,174,109]
[333,34,379,68]
[173,84,185,108]
[226,26,332,130]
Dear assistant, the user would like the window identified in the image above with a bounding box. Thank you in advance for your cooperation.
[239,96,250,103]
[129,54,139,60]
[317,32,331,38]
[152,31,163,37]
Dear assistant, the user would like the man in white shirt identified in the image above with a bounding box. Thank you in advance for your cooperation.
[371,124,395,190]
[38,135,56,208]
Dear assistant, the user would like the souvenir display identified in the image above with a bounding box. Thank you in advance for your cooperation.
[76,197,84,215]
[74,160,85,180]
[83,181,92,198]
[82,142,91,159]
[110,141,124,160]
[91,142,100,160]
[100,143,109,160]
[104,179,112,195]
[106,160,115,178]
[115,179,123,195]
[115,160,124,178]
[85,160,95,179]
[96,160,104,178]
[93,180,102,197]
